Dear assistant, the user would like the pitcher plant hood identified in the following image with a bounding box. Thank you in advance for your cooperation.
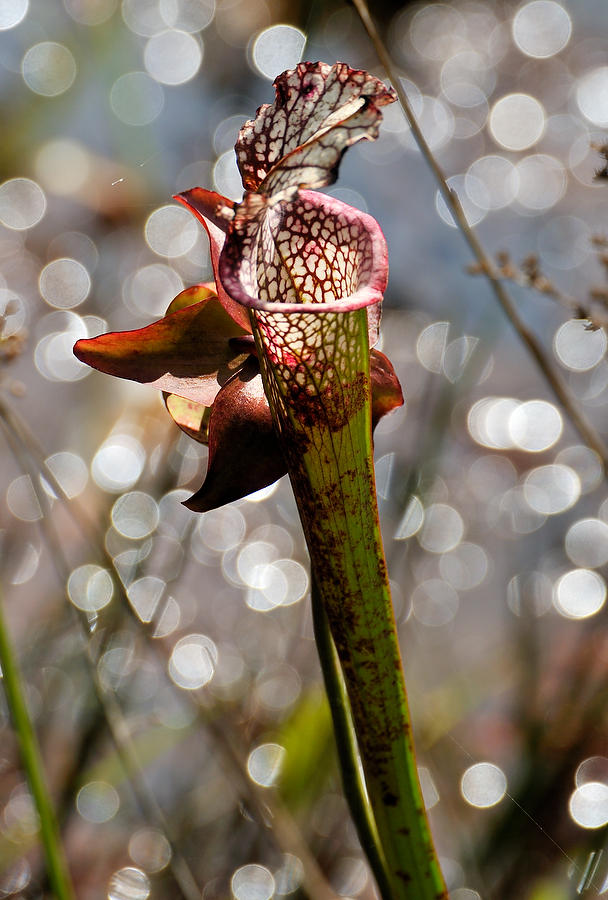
[74,61,403,511]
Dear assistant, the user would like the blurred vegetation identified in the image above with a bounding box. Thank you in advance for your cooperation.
[1,1,608,899]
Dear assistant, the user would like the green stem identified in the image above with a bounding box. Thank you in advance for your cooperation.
[252,308,447,900]
[311,576,393,900]
[0,581,75,900]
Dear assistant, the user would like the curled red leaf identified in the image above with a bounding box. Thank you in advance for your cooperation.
[370,349,404,428]
[172,189,251,332]
[183,357,285,512]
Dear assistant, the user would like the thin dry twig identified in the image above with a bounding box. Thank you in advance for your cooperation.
[468,249,608,330]
[350,0,608,473]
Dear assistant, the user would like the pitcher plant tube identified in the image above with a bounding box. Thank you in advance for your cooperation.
[75,62,447,900]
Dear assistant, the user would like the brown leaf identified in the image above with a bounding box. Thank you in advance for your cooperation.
[370,349,404,427]
[184,357,286,512]
[74,288,251,407]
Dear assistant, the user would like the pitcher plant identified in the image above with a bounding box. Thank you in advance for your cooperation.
[75,61,447,900]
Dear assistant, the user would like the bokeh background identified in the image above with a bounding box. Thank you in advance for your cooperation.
[1,1,608,898]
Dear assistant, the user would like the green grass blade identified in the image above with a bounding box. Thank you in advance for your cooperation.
[0,581,75,900]
[311,576,393,900]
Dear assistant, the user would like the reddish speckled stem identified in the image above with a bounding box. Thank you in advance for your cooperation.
[251,306,447,900]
